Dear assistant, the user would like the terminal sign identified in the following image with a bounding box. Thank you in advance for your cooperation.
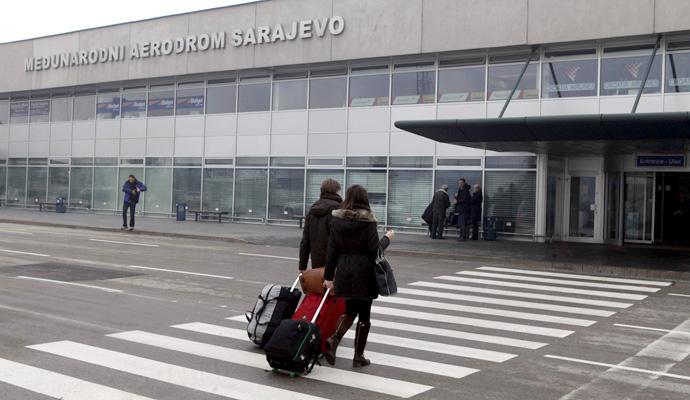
[636,155,686,167]
[24,16,346,73]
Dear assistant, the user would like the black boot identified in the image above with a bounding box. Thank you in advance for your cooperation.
[324,314,353,366]
[352,321,371,368]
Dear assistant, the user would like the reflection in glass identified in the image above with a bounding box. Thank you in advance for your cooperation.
[438,66,486,103]
[272,80,307,111]
[7,167,27,205]
[144,168,172,214]
[542,59,598,98]
[666,52,690,93]
[10,101,29,124]
[484,171,536,235]
[51,97,72,122]
[234,169,267,218]
[176,88,205,116]
[48,167,69,202]
[569,176,596,238]
[73,95,95,121]
[268,169,305,220]
[122,92,147,118]
[69,167,93,208]
[147,90,175,117]
[238,83,271,112]
[391,71,435,105]
[27,167,48,205]
[601,55,661,96]
[30,100,50,123]
[387,170,433,227]
[349,75,390,107]
[0,100,8,125]
[96,94,121,119]
[0,167,5,201]
[206,85,237,114]
[93,168,118,210]
[309,78,347,109]
[203,168,233,211]
[624,174,654,241]
[488,63,538,100]
[346,170,387,221]
[172,168,202,212]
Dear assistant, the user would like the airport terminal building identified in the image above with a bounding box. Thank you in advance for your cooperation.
[1,0,690,246]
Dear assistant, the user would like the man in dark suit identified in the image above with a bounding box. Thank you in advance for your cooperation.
[455,178,471,241]
[430,184,450,239]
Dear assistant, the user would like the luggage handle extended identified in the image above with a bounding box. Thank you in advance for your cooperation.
[290,274,301,292]
[311,288,331,324]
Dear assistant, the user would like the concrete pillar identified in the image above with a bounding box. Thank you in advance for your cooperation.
[534,153,548,243]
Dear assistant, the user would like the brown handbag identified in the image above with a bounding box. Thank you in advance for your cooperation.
[300,267,331,295]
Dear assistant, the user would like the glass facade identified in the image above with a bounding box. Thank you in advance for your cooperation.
[601,55,662,96]
[73,95,95,120]
[7,167,27,205]
[346,170,387,220]
[69,167,93,207]
[488,63,538,100]
[93,168,118,210]
[206,83,236,114]
[238,81,270,112]
[122,91,147,118]
[27,167,48,205]
[309,77,347,109]
[438,65,486,103]
[349,74,389,107]
[202,168,233,211]
[306,170,344,206]
[144,168,172,213]
[387,170,433,227]
[234,169,268,219]
[542,59,598,98]
[96,93,120,119]
[50,97,72,122]
[666,51,690,93]
[172,168,202,211]
[268,169,305,220]
[272,80,307,111]
[391,71,435,105]
[48,167,69,202]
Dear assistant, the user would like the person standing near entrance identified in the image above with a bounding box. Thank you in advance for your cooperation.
[430,184,450,239]
[121,175,147,231]
[455,178,471,241]
[470,184,483,240]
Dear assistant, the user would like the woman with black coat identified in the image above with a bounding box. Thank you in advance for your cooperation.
[322,184,395,368]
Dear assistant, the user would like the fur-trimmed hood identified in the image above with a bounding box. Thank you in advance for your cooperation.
[332,208,378,223]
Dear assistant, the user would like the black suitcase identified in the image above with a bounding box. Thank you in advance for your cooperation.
[245,276,302,347]
[264,288,331,376]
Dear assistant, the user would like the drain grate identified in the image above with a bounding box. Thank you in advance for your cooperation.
[0,263,143,282]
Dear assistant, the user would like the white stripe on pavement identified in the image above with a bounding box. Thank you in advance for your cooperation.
[15,276,123,293]
[410,281,633,308]
[0,248,49,257]
[376,296,596,327]
[457,271,660,293]
[188,320,479,379]
[127,265,233,280]
[1,230,33,235]
[544,354,690,382]
[110,330,432,398]
[669,293,690,298]
[89,239,159,247]
[0,358,155,400]
[238,252,299,261]
[371,306,573,338]
[29,340,333,400]
[613,324,690,336]
[477,266,672,286]
[435,276,647,300]
[397,287,616,317]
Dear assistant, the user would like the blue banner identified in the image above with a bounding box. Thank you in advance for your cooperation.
[122,99,146,113]
[148,97,174,111]
[176,95,204,110]
[636,155,685,167]
[96,98,120,117]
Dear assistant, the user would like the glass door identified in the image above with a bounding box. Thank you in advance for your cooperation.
[568,175,597,239]
[624,173,655,243]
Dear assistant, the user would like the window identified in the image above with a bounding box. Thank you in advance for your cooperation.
[69,167,93,208]
[601,55,662,96]
[346,170,387,221]
[73,95,95,121]
[10,101,29,124]
[268,169,305,220]
[122,91,147,118]
[389,157,433,168]
[96,94,121,119]
[485,171,536,235]
[144,168,172,213]
[488,63,538,100]
[485,156,537,169]
[309,77,347,109]
[48,167,69,202]
[306,170,344,207]
[93,167,118,210]
[666,52,690,93]
[206,83,237,114]
[50,97,72,122]
[435,171,483,202]
[387,170,433,227]
[391,71,435,105]
[27,167,48,205]
[271,157,305,167]
[438,65,486,103]
[238,81,271,112]
[347,157,387,168]
[7,167,27,205]
[172,168,202,211]
[234,169,268,218]
[202,168,233,211]
[0,166,6,201]
[30,99,50,123]
[272,80,307,111]
[0,100,8,125]
[349,74,390,107]
[542,59,598,98]
[148,88,174,117]
[176,87,205,116]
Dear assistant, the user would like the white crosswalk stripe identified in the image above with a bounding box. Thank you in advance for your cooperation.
[477,266,672,286]
[0,358,156,400]
[409,281,634,308]
[456,271,661,292]
[109,330,433,398]
[435,275,648,300]
[29,340,335,400]
[397,287,616,317]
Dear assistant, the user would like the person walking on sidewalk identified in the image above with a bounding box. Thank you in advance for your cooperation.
[455,178,471,241]
[470,184,483,240]
[430,184,450,239]
[298,179,342,271]
[121,175,147,231]
[322,184,394,368]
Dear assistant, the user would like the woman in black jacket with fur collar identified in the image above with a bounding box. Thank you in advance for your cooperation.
[323,184,395,368]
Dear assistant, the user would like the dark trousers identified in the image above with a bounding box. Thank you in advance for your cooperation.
[457,213,468,240]
[471,220,480,240]
[431,213,445,239]
[345,298,372,323]
[122,202,136,227]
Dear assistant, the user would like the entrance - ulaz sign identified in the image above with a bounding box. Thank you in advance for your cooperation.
[24,16,345,72]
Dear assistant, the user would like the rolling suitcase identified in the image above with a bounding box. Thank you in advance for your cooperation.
[292,291,346,353]
[245,276,302,347]
[264,288,331,376]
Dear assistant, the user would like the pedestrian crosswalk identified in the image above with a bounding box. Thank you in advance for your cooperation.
[0,265,673,399]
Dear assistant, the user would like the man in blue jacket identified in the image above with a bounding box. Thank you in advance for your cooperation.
[122,175,147,230]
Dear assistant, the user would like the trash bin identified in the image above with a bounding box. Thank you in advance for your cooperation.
[55,197,66,214]
[175,203,187,221]
[483,216,497,241]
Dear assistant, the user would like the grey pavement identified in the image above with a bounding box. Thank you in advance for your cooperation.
[0,222,688,400]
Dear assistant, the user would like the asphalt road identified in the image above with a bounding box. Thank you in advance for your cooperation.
[0,222,689,400]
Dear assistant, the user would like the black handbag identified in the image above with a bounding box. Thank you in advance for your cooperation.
[374,246,397,296]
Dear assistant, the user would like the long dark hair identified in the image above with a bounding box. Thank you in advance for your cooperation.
[340,184,371,212]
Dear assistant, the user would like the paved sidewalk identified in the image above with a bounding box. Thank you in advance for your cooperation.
[1,208,689,278]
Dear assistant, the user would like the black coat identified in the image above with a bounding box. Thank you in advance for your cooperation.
[421,203,433,225]
[431,190,450,216]
[455,185,471,218]
[299,193,342,270]
[324,209,390,299]
[470,191,483,223]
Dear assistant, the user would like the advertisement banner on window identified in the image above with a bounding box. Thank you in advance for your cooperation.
[122,99,146,113]
[97,98,120,115]
[148,97,174,111]
[10,102,29,116]
[29,100,50,116]
[176,95,205,110]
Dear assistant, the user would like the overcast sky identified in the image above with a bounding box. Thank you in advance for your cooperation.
[0,0,256,43]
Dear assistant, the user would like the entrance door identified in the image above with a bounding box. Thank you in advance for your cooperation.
[566,175,599,241]
[624,173,655,243]
[657,172,690,246]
